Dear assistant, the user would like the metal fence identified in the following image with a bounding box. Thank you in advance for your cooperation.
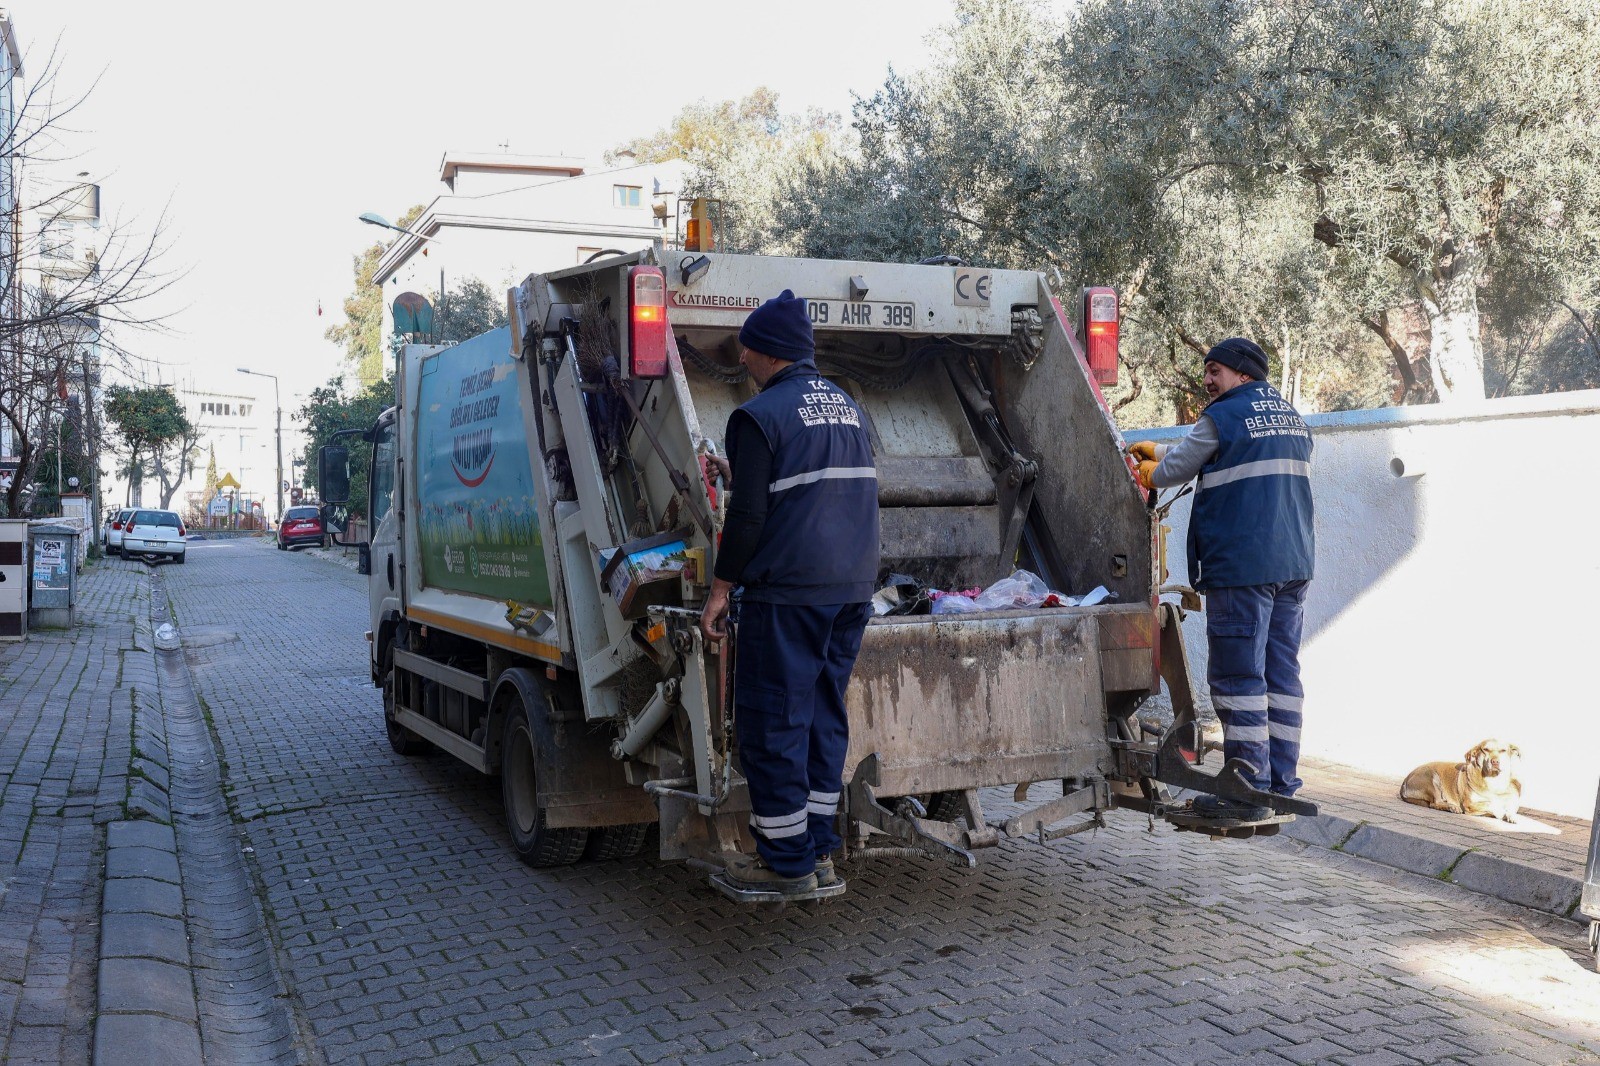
[183,491,271,531]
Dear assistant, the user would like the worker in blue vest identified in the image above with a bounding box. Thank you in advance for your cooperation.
[699,289,881,895]
[1129,338,1315,822]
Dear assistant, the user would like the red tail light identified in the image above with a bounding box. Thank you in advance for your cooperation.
[628,265,668,379]
[177,523,186,538]
[1083,286,1119,386]
[112,520,123,530]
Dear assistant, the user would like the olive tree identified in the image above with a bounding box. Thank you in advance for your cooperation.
[1064,0,1600,401]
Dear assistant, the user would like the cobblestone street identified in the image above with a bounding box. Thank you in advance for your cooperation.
[150,539,1600,1065]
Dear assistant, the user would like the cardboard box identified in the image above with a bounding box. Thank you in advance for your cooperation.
[599,530,692,619]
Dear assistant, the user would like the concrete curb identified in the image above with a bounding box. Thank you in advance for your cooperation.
[1281,814,1585,919]
[95,626,203,1066]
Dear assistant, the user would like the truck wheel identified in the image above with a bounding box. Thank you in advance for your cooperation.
[501,703,590,866]
[584,822,653,861]
[383,668,429,756]
[921,791,965,822]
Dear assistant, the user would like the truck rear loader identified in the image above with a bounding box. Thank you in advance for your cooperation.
[319,243,1315,900]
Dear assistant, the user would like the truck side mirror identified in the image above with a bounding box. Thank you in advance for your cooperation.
[319,445,351,505]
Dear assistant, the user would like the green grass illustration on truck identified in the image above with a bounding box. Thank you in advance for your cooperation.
[415,330,552,606]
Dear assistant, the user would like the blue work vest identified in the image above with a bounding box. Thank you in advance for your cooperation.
[725,361,880,605]
[1187,381,1315,591]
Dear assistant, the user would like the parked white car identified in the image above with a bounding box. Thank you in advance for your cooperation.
[121,509,187,564]
[102,508,135,557]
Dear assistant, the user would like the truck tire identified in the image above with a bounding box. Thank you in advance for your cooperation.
[583,822,652,861]
[921,791,965,822]
[383,671,430,756]
[501,700,590,866]
[382,634,430,757]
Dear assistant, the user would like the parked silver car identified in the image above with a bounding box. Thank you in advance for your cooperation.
[122,509,187,564]
[101,508,135,556]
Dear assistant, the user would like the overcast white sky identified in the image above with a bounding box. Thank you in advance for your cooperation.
[19,1,950,411]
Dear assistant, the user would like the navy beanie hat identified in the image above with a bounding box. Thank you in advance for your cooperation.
[1206,337,1269,382]
[739,289,814,362]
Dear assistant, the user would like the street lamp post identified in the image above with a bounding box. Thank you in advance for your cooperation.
[358,213,447,343]
[236,368,282,523]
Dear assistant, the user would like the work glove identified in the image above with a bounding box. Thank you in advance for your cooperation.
[1135,459,1160,490]
[1125,441,1161,462]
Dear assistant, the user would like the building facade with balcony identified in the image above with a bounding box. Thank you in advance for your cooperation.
[369,152,688,375]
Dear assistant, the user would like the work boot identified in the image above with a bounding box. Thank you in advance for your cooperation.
[814,856,844,889]
[723,855,817,897]
[1192,794,1274,823]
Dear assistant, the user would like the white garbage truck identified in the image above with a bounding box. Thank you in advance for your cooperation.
[318,241,1314,899]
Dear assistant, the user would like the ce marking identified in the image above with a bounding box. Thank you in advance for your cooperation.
[953,268,993,307]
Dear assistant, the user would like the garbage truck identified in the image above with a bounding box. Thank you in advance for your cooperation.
[318,240,1315,900]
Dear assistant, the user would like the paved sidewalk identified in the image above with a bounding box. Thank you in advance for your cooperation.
[1283,757,1592,919]
[0,556,150,1064]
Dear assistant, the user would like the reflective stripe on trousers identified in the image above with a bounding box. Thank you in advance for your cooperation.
[734,600,870,878]
[1205,580,1309,796]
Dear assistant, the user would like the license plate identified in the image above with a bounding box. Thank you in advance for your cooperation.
[804,299,918,331]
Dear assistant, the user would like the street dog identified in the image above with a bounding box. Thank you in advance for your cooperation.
[1400,739,1523,822]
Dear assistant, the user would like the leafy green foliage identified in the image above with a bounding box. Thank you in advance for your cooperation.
[296,375,393,517]
[325,205,424,386]
[432,277,508,346]
[104,385,194,503]
[607,88,781,165]
[688,0,1600,415]
[608,88,851,257]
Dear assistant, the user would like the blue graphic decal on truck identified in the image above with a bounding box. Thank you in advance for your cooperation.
[415,327,551,606]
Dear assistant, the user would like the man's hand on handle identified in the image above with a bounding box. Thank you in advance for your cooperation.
[700,578,735,644]
[1125,441,1160,463]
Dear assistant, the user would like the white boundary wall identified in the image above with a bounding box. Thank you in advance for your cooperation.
[1127,389,1600,817]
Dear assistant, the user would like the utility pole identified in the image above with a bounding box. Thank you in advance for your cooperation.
[236,368,283,522]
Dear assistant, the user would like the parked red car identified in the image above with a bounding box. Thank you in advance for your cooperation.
[276,506,326,550]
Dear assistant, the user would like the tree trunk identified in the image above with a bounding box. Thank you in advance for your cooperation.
[1417,262,1487,402]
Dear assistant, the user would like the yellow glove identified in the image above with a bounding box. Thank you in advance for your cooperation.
[1136,459,1160,490]
[1125,441,1160,462]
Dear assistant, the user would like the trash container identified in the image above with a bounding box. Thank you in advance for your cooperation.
[0,519,26,640]
[1584,777,1600,971]
[28,523,80,629]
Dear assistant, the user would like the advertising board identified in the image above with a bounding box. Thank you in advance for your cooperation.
[415,328,551,607]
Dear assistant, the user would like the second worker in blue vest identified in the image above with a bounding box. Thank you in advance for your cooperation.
[1129,338,1315,823]
[699,289,881,896]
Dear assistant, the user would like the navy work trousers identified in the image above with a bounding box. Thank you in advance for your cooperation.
[733,600,870,878]
[1205,580,1309,796]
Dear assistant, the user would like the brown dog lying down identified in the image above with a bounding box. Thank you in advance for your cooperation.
[1400,739,1523,822]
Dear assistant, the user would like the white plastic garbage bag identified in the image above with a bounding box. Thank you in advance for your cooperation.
[973,570,1051,611]
[930,593,981,614]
